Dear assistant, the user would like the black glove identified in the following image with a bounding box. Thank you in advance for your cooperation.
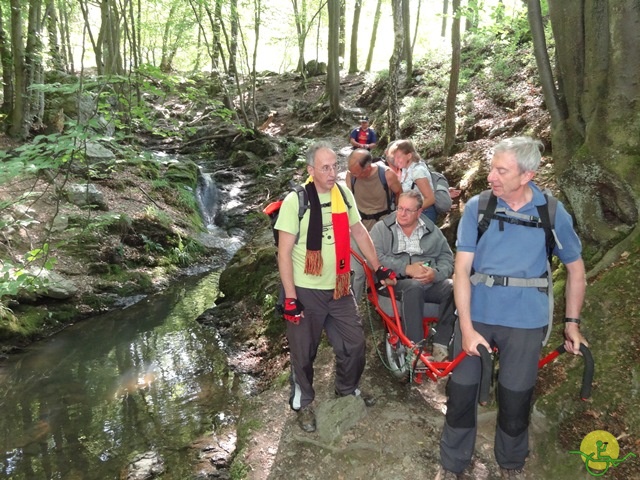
[375,266,396,289]
[283,298,304,324]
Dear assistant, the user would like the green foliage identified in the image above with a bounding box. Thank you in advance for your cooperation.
[166,235,203,267]
[144,205,173,228]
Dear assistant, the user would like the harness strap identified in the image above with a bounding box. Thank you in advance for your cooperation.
[470,272,549,288]
[359,209,391,221]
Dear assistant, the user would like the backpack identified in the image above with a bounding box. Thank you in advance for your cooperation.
[263,182,352,246]
[349,163,394,221]
[409,167,452,215]
[431,171,452,215]
[475,189,559,345]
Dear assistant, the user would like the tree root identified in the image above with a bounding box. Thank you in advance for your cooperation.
[586,221,640,280]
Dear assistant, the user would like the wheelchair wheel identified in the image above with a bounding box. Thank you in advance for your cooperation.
[384,334,410,382]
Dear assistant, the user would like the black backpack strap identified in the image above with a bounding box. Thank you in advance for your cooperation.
[536,193,559,262]
[477,190,497,243]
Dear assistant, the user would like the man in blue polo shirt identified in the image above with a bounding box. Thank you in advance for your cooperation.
[436,137,588,480]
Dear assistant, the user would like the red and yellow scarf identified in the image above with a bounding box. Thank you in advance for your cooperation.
[304,179,351,299]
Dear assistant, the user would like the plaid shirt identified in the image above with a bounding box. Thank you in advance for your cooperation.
[393,218,427,255]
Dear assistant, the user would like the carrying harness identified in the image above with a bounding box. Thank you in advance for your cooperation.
[350,163,394,221]
[471,189,560,345]
[263,182,352,246]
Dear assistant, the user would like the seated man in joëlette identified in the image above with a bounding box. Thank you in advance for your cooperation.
[369,190,456,361]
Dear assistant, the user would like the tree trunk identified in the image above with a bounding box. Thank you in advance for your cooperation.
[326,0,341,117]
[402,0,412,82]
[388,0,404,140]
[26,0,45,131]
[465,0,479,31]
[348,0,362,73]
[541,0,640,261]
[365,0,383,72]
[9,0,27,138]
[292,0,308,73]
[60,0,74,72]
[441,0,448,37]
[228,0,238,76]
[411,0,422,55]
[45,0,65,72]
[160,4,178,72]
[444,0,461,155]
[0,1,14,116]
[339,0,345,68]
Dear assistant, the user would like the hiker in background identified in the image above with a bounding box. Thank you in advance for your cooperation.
[274,141,396,434]
[392,139,438,222]
[346,148,402,301]
[436,136,587,480]
[370,190,455,362]
[349,116,378,150]
[346,148,402,231]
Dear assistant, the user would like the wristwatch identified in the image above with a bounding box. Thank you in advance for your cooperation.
[564,317,581,325]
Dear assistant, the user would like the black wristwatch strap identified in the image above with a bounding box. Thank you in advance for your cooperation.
[564,317,581,325]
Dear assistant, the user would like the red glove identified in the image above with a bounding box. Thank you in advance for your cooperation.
[375,266,396,289]
[283,298,304,324]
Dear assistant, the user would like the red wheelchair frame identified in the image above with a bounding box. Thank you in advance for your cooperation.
[352,249,594,400]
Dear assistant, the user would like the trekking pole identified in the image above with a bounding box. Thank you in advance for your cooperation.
[538,343,594,400]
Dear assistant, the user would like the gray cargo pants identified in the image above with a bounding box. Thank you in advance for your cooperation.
[286,286,366,411]
[439,323,544,473]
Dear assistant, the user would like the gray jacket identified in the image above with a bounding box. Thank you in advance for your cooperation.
[370,213,454,283]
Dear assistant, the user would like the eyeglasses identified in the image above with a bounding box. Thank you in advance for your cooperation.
[313,164,340,174]
[396,206,419,214]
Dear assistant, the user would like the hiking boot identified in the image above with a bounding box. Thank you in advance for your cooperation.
[435,466,461,480]
[432,343,449,362]
[296,405,316,433]
[335,387,377,407]
[500,467,525,479]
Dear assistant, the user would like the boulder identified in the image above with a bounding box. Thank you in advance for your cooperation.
[64,183,108,210]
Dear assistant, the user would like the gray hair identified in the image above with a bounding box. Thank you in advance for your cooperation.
[493,136,544,173]
[306,141,335,166]
[398,189,423,210]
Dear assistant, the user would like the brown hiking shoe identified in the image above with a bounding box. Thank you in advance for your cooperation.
[435,466,461,480]
[296,405,316,433]
[500,467,525,479]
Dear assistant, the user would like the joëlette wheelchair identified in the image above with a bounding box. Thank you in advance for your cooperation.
[351,249,594,403]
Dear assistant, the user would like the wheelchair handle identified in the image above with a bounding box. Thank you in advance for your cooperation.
[478,344,492,406]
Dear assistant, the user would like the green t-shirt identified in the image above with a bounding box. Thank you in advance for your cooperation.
[274,187,361,290]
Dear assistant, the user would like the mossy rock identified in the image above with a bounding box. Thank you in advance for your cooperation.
[164,160,199,187]
[219,245,279,303]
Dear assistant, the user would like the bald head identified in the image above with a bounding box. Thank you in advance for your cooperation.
[348,148,373,171]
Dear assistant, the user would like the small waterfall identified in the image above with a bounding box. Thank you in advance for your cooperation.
[195,169,243,256]
[196,171,218,227]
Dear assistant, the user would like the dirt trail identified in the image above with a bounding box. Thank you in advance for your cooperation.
[237,310,555,480]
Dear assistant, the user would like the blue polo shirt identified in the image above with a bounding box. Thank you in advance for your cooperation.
[456,182,582,329]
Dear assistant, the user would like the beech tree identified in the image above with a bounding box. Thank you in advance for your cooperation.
[528,0,640,274]
[443,0,461,155]
[387,0,403,140]
[364,0,382,72]
[348,0,362,73]
[326,0,340,116]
